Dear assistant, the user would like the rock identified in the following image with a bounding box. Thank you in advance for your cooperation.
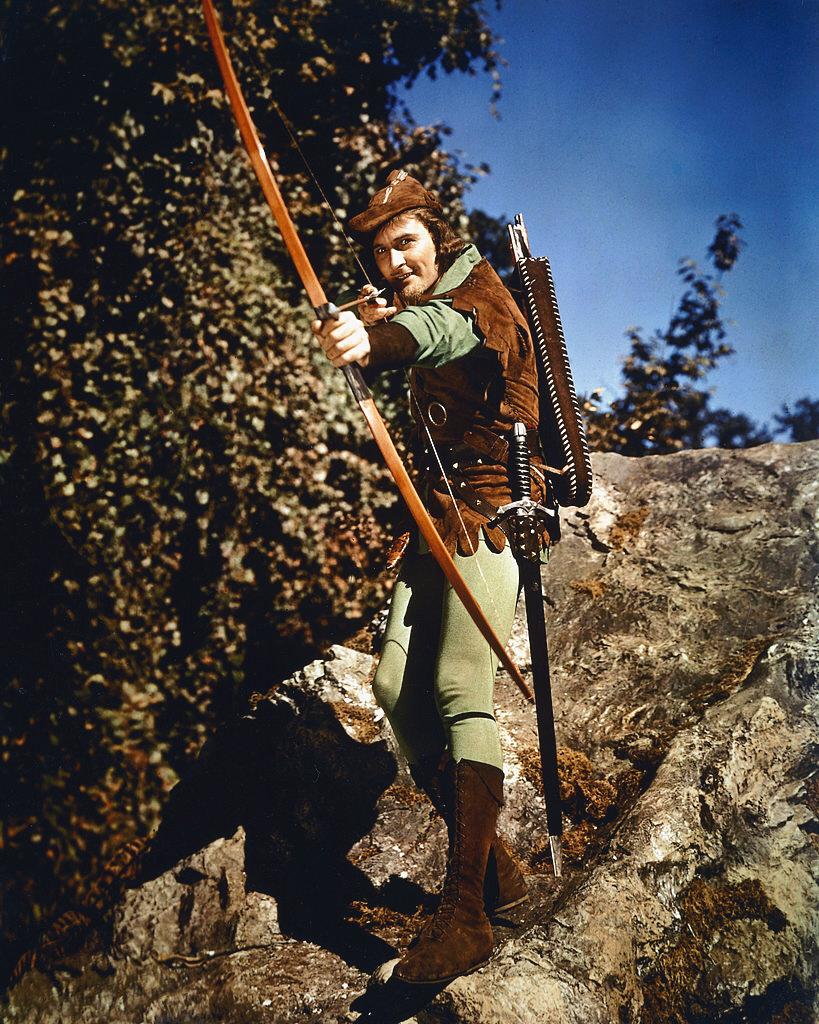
[369,956,400,986]
[6,441,818,1023]
[112,827,281,962]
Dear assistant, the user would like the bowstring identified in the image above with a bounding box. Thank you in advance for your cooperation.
[269,98,376,290]
[231,25,374,288]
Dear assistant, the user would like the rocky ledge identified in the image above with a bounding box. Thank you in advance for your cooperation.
[5,442,818,1023]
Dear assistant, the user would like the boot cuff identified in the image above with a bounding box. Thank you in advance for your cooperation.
[456,758,504,806]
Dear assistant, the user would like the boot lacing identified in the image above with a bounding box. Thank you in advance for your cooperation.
[427,787,466,939]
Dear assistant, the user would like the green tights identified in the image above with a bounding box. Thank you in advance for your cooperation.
[372,539,520,770]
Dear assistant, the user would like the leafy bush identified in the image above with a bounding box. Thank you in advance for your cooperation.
[0,0,504,973]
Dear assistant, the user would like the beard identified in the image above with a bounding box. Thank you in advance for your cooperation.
[398,277,437,306]
[400,284,426,306]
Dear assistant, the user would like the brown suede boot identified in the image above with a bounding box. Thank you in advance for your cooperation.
[409,754,527,915]
[394,759,503,984]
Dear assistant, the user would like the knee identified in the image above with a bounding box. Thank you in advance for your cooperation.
[372,646,404,714]
[434,662,494,721]
[371,671,393,714]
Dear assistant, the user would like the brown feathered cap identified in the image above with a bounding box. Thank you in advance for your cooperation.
[348,169,443,237]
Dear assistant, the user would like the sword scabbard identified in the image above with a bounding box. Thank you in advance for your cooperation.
[496,422,564,876]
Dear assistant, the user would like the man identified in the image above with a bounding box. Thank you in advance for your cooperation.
[312,170,554,985]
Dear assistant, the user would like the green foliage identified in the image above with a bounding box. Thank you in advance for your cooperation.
[705,409,772,449]
[0,0,506,973]
[585,215,772,454]
[773,397,819,443]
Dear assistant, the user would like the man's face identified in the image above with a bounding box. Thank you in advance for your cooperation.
[372,215,439,303]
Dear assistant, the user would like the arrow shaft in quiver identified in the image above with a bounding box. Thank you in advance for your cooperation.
[508,215,593,508]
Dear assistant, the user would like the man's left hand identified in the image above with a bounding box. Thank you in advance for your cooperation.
[311,311,371,368]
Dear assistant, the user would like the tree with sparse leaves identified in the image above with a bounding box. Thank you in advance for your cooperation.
[585,215,779,455]
[773,397,819,443]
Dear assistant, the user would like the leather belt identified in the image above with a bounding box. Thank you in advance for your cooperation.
[462,424,542,464]
[418,428,558,543]
[420,426,542,469]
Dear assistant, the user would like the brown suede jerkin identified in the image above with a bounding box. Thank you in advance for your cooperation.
[408,257,553,555]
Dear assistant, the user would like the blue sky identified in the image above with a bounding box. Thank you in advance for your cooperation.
[400,0,818,430]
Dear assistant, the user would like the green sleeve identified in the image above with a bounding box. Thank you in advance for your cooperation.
[391,299,483,367]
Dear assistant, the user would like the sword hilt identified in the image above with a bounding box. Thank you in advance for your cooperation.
[509,421,532,501]
[491,422,552,563]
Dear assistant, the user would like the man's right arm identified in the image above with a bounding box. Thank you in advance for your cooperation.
[365,320,419,372]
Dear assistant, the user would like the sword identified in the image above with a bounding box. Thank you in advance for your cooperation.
[491,422,563,876]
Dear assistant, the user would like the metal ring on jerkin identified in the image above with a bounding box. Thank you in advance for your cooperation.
[427,402,447,426]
